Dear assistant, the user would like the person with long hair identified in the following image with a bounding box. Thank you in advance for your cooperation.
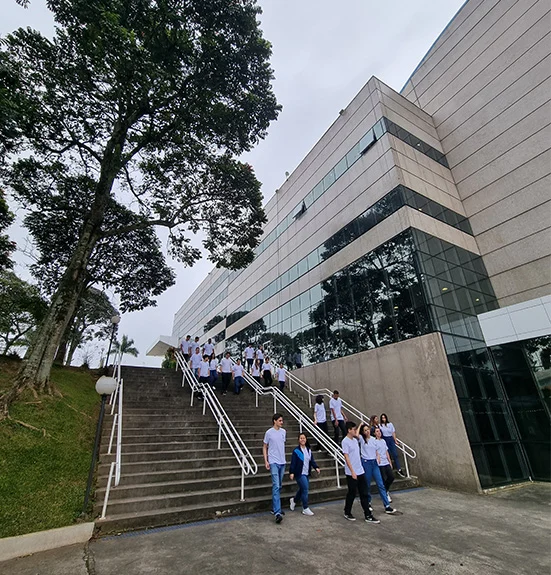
[369,414,379,435]
[374,426,395,502]
[359,423,395,514]
[209,352,218,390]
[262,356,273,387]
[289,432,320,516]
[380,413,405,477]
[313,395,328,451]
[251,358,262,386]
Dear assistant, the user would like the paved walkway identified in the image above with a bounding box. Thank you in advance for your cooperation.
[2,484,550,575]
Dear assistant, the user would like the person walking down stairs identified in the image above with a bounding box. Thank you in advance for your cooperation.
[289,432,320,516]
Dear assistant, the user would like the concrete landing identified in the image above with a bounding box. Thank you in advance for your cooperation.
[2,484,550,575]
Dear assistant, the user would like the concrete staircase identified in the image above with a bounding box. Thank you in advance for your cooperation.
[94,366,419,534]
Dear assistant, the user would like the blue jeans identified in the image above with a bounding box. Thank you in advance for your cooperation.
[269,463,285,515]
[209,370,217,387]
[361,458,390,508]
[234,376,244,393]
[294,474,310,509]
[383,436,402,471]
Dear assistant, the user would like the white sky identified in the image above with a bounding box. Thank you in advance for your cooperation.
[2,0,466,367]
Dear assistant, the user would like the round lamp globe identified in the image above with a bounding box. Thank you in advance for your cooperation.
[96,376,117,396]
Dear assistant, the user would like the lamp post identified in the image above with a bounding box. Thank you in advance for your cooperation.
[104,314,121,375]
[81,375,118,516]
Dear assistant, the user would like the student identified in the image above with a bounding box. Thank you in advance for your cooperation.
[190,347,202,378]
[256,345,265,362]
[374,427,395,502]
[232,358,245,395]
[286,352,294,371]
[330,390,347,445]
[244,343,255,373]
[294,350,303,369]
[193,336,200,355]
[220,352,232,396]
[313,395,328,451]
[380,413,405,477]
[263,413,286,524]
[209,353,218,390]
[203,338,214,357]
[359,423,395,514]
[289,432,320,516]
[262,357,273,387]
[197,354,210,400]
[251,359,262,386]
[341,421,379,524]
[181,335,192,362]
[276,363,286,391]
[369,415,379,435]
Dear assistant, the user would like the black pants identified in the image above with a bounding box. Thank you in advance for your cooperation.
[246,358,253,372]
[263,371,272,386]
[183,353,190,363]
[333,419,347,444]
[379,464,395,492]
[344,474,371,518]
[221,372,231,393]
[315,421,329,450]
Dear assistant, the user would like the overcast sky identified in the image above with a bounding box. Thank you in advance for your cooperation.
[3,0,466,367]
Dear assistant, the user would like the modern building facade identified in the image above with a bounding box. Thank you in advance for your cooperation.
[150,0,551,491]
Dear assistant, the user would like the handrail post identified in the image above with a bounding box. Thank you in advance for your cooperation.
[273,394,276,414]
[115,379,123,486]
[299,416,303,434]
[404,447,410,478]
[101,462,115,519]
[308,391,312,408]
[335,459,341,488]
[202,393,207,415]
[255,388,258,408]
[218,420,222,450]
[107,413,118,454]
[240,459,245,502]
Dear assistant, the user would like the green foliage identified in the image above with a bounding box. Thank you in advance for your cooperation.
[0,358,99,537]
[0,190,15,271]
[111,334,139,358]
[161,347,176,370]
[0,270,48,354]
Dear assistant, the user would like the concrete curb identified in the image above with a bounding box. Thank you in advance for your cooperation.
[0,522,95,562]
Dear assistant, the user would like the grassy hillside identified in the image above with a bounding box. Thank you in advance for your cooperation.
[0,357,100,538]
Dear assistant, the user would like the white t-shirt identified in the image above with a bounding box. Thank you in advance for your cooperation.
[203,342,214,356]
[263,427,286,465]
[190,353,202,369]
[359,436,377,460]
[380,423,395,437]
[256,349,264,361]
[209,358,218,371]
[374,438,390,466]
[220,358,232,373]
[262,362,272,373]
[276,367,286,382]
[199,360,210,377]
[314,403,326,423]
[193,341,200,353]
[342,436,363,476]
[181,339,192,354]
[252,365,261,377]
[329,397,344,421]
[232,364,244,377]
[244,346,255,359]
[301,446,311,475]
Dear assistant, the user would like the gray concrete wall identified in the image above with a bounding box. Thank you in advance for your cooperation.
[402,0,551,307]
[294,332,482,493]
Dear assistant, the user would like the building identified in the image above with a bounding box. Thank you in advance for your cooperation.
[149,0,551,491]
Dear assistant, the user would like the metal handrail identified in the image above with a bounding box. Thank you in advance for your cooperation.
[232,359,345,488]
[175,351,258,500]
[284,369,416,477]
[101,349,124,519]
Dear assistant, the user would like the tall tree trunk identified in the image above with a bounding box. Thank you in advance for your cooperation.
[65,332,82,367]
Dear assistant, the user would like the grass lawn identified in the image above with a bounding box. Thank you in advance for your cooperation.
[0,357,100,538]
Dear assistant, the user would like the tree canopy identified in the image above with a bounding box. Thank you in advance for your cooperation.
[0,191,15,271]
[0,0,280,400]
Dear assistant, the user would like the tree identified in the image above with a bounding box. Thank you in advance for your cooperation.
[0,271,48,355]
[61,288,118,366]
[111,334,139,360]
[0,0,280,407]
[0,191,15,271]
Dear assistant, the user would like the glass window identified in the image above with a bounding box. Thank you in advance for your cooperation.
[334,157,348,180]
[289,264,299,284]
[312,181,324,202]
[307,249,319,270]
[323,169,336,191]
[346,142,362,167]
[304,189,315,209]
[359,129,375,153]
[298,257,308,277]
[373,118,385,140]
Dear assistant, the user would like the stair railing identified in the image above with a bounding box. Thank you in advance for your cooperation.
[175,350,258,501]
[101,349,124,519]
[232,359,345,488]
[285,369,416,478]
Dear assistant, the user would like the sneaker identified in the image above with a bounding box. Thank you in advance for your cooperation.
[385,506,396,514]
[343,513,356,521]
[387,492,392,503]
[275,513,283,524]
[289,497,296,511]
[365,515,380,524]
[397,470,406,478]
[302,508,314,516]
[368,504,373,512]
[270,510,285,516]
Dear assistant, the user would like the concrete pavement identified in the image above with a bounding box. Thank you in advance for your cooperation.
[2,484,550,575]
